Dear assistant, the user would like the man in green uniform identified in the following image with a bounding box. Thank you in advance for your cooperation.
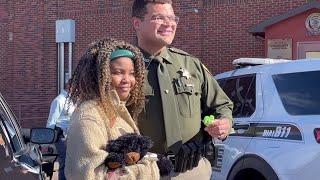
[132,0,233,179]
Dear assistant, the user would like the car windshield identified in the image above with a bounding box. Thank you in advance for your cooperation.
[0,94,23,153]
[273,70,320,115]
[0,114,22,153]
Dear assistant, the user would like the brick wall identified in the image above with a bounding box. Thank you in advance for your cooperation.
[0,0,310,127]
[0,2,9,97]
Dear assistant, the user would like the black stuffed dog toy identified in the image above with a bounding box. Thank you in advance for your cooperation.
[104,133,173,176]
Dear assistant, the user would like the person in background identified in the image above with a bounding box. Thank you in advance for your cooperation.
[131,0,233,179]
[65,38,160,180]
[46,83,75,180]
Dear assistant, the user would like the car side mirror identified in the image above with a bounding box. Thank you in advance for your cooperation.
[30,128,57,144]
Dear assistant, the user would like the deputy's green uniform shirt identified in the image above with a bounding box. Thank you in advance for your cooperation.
[138,47,233,154]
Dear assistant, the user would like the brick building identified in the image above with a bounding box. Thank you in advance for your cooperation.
[0,0,318,127]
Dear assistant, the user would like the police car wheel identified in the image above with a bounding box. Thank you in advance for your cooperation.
[227,156,278,180]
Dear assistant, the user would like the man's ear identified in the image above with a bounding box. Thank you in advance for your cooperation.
[132,17,141,31]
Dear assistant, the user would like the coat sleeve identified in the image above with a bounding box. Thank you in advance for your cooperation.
[200,62,234,125]
[65,109,109,180]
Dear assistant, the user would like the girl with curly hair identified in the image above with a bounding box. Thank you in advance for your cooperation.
[65,38,160,180]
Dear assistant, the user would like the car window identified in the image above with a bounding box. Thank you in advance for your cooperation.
[0,112,22,153]
[0,94,25,154]
[273,70,320,115]
[0,129,11,157]
[4,120,21,152]
[0,126,38,179]
[218,74,256,118]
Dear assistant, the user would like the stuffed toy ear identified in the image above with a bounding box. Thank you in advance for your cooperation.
[138,135,153,158]
[105,152,125,169]
[156,154,174,176]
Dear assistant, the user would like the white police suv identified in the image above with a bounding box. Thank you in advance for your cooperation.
[212,58,320,180]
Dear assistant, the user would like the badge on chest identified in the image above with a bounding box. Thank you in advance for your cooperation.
[174,68,194,94]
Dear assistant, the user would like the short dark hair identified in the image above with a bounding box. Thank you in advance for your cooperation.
[132,0,173,18]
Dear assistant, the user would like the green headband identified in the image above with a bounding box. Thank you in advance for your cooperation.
[109,49,135,61]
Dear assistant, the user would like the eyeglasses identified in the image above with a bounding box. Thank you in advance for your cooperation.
[148,15,180,24]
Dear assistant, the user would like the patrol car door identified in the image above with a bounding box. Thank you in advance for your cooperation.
[247,69,320,179]
[0,93,39,179]
[215,73,263,174]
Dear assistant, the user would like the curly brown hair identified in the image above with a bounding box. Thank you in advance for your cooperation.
[69,37,145,125]
[132,0,173,18]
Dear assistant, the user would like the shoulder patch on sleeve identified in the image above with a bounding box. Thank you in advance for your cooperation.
[201,63,213,76]
[168,47,190,56]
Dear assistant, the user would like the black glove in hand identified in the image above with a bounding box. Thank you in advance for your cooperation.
[156,154,174,176]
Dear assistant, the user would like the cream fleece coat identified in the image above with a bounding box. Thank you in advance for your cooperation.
[65,91,160,180]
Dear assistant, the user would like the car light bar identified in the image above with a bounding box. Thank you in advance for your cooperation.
[232,58,291,67]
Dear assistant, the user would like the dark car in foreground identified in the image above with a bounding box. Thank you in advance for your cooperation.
[0,92,58,179]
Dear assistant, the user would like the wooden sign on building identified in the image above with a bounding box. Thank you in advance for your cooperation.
[267,39,292,59]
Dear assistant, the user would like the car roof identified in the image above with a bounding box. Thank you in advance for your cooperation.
[215,58,320,79]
